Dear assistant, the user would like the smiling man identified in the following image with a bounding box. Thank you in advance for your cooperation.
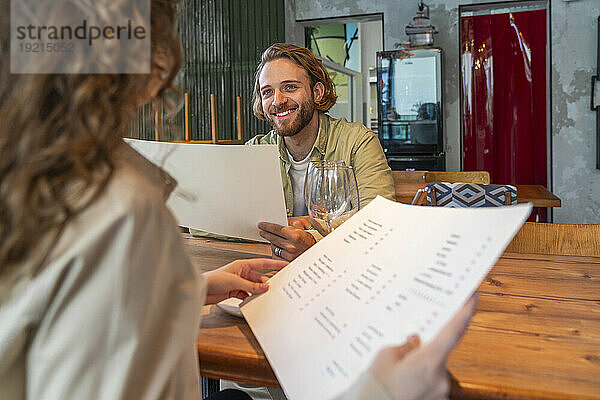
[248,43,396,262]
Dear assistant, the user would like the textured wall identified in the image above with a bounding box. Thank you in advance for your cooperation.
[285,0,600,223]
[550,0,600,223]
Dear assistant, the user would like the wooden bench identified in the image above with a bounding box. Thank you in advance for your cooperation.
[505,222,600,257]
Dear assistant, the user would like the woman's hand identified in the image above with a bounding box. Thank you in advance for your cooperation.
[203,258,288,305]
[369,294,479,400]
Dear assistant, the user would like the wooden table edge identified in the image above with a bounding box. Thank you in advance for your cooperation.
[198,305,280,387]
[452,379,599,400]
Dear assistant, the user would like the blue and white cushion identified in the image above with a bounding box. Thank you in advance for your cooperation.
[426,182,517,207]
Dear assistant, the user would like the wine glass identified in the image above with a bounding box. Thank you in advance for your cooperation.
[306,162,359,236]
[303,160,347,207]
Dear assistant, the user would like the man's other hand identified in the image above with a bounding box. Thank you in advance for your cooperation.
[287,216,313,230]
[258,221,317,261]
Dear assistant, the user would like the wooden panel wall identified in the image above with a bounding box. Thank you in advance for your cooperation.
[132,0,285,141]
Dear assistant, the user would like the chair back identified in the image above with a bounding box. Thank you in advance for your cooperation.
[425,171,490,184]
[391,170,427,183]
[169,92,243,144]
[505,222,600,257]
[419,182,517,207]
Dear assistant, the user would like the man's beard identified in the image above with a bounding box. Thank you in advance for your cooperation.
[267,97,315,137]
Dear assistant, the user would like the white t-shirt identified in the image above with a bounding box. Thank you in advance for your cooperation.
[286,149,311,217]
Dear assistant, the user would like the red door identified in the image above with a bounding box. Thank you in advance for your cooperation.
[461,9,548,220]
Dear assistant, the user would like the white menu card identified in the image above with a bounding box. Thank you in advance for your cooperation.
[125,139,288,242]
[242,196,532,400]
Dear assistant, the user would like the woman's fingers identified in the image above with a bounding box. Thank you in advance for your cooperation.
[240,268,271,284]
[425,293,479,360]
[380,335,421,362]
[233,258,288,271]
[223,274,269,295]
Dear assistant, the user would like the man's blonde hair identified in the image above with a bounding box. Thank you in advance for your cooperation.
[252,43,337,120]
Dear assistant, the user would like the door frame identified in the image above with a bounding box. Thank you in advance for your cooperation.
[320,57,362,123]
[300,13,384,126]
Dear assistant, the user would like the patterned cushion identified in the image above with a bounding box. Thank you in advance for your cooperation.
[426,182,517,207]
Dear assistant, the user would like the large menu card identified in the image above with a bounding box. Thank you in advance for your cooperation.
[242,196,532,400]
[126,139,288,242]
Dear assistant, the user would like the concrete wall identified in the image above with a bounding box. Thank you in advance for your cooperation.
[551,0,600,223]
[284,0,600,223]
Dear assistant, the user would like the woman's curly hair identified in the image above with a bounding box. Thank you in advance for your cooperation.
[0,0,182,287]
[252,43,338,120]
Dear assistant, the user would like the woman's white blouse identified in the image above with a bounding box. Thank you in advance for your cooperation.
[0,144,206,400]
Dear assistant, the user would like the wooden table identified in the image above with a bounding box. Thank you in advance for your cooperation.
[394,183,562,208]
[188,236,600,400]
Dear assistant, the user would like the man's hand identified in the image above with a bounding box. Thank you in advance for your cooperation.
[203,258,288,305]
[287,216,313,230]
[258,221,317,261]
[369,294,479,400]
